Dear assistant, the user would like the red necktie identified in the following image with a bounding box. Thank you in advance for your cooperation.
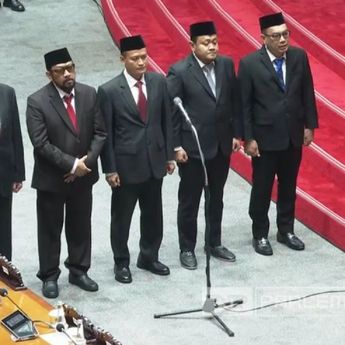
[63,94,78,131]
[135,80,147,122]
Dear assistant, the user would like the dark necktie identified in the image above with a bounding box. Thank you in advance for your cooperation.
[273,57,286,91]
[135,80,147,122]
[63,94,78,131]
[203,64,216,96]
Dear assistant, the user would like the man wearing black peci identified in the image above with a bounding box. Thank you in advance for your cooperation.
[167,21,242,270]
[98,35,174,284]
[238,13,318,255]
[26,48,106,298]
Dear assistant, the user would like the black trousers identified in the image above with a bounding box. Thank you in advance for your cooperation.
[110,178,163,265]
[249,145,302,239]
[177,150,230,251]
[0,193,12,261]
[36,186,93,282]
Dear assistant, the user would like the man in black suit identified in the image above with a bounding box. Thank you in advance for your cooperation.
[98,36,174,284]
[0,84,25,261]
[26,48,106,298]
[238,13,318,255]
[167,22,242,270]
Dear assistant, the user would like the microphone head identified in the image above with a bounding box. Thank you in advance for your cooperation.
[0,288,8,297]
[56,323,65,332]
[173,97,182,106]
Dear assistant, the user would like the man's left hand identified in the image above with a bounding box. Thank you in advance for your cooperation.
[64,173,77,183]
[232,138,242,152]
[166,161,175,175]
[12,182,23,193]
[304,128,314,146]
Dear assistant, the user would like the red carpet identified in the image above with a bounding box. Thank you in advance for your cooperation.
[260,0,345,57]
[251,0,345,80]
[101,0,345,249]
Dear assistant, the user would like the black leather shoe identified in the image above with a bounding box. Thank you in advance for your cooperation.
[68,273,98,292]
[114,264,132,283]
[42,280,59,299]
[3,0,25,12]
[252,238,273,256]
[206,245,236,262]
[277,232,305,250]
[137,258,170,275]
[180,251,197,270]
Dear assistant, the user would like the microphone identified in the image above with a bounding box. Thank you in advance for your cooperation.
[173,96,208,185]
[56,323,78,345]
[173,97,192,125]
[0,288,8,297]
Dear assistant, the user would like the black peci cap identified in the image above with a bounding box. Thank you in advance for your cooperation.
[190,21,217,39]
[44,48,72,70]
[259,12,285,31]
[119,35,146,53]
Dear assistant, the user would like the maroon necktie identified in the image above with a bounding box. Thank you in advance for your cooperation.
[135,80,147,122]
[63,94,78,131]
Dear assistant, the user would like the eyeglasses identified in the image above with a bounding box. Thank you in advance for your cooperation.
[264,30,290,41]
[51,63,75,75]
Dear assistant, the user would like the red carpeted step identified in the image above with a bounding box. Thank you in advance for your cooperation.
[213,0,345,110]
[101,0,188,72]
[101,0,345,248]
[159,0,345,234]
[256,0,345,57]
[197,0,345,167]
[251,0,345,80]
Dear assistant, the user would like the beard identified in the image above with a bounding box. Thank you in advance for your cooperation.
[61,79,75,93]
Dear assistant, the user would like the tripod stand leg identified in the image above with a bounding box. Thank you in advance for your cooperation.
[154,307,203,318]
[211,312,234,337]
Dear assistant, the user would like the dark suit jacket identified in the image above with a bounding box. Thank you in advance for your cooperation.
[26,82,106,193]
[98,71,173,185]
[238,46,318,150]
[167,54,241,160]
[0,84,25,197]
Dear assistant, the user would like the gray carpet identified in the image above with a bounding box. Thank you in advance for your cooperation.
[1,1,345,344]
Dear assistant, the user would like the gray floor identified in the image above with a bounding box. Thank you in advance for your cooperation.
[1,1,345,344]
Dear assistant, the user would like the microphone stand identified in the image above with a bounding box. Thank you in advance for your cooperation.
[154,99,243,337]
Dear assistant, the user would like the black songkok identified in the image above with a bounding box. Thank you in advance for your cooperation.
[190,21,217,39]
[44,48,72,70]
[119,35,146,53]
[259,12,285,31]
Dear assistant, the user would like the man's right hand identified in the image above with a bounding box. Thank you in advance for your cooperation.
[175,148,188,163]
[106,173,121,188]
[75,155,92,177]
[244,140,260,157]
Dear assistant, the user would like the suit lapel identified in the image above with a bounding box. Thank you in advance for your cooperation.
[214,57,223,101]
[48,83,77,135]
[145,72,154,124]
[285,49,295,92]
[119,73,143,122]
[74,83,83,132]
[259,47,284,92]
[188,55,216,100]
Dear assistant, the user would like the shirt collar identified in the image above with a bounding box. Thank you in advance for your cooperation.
[193,53,215,70]
[123,69,146,88]
[54,83,75,99]
[265,46,286,62]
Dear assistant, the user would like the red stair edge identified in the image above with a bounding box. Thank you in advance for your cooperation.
[149,0,345,186]
[231,154,345,251]
[250,0,345,80]
[101,0,165,73]
[101,0,345,250]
